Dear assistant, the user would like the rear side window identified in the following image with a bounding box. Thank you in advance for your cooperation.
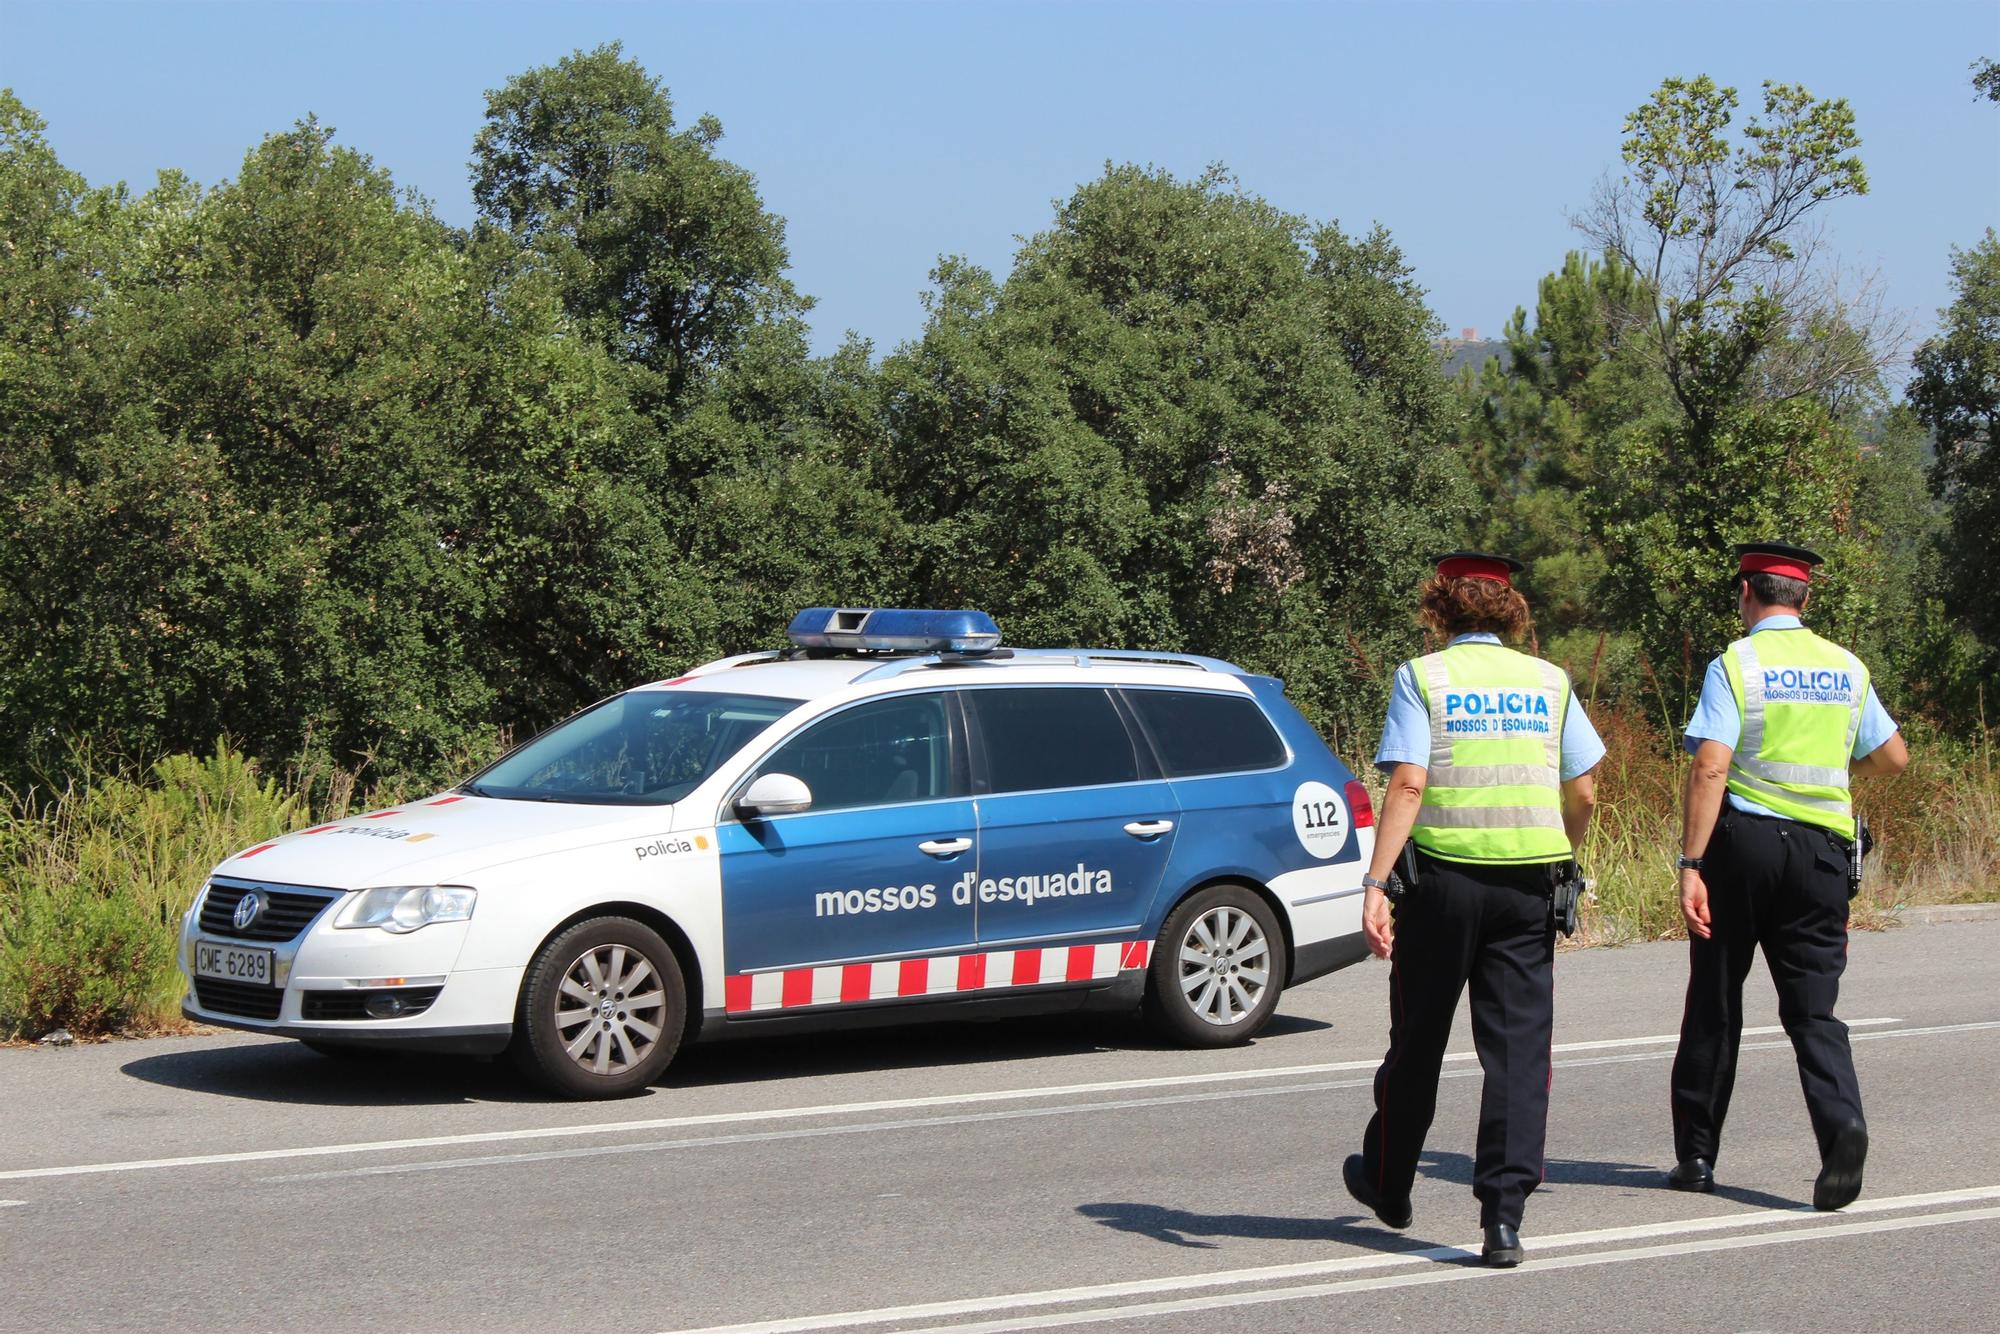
[963,688,1143,793]
[1123,689,1288,777]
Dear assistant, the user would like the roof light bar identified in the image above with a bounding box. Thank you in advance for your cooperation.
[787,608,1002,655]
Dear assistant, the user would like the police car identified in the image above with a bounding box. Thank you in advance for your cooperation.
[181,609,1376,1098]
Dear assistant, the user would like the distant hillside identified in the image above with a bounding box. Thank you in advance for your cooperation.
[1435,337,1511,380]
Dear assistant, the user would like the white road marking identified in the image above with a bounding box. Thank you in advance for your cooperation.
[891,1207,2000,1333]
[660,1187,2000,1334]
[267,1022,1992,1183]
[0,1200,25,1208]
[0,1015,1938,1183]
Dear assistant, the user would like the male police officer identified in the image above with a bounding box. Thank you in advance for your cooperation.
[1667,542,1908,1210]
[1342,552,1603,1267]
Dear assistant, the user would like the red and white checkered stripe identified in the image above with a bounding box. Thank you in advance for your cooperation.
[723,940,1152,1015]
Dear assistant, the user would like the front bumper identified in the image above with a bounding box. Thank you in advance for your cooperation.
[181,1003,515,1054]
[179,877,523,1052]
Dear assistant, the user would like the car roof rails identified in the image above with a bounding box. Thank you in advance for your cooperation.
[848,647,1243,683]
[1009,648,1242,674]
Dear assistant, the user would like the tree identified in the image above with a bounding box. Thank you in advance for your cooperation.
[877,165,1464,747]
[471,43,805,410]
[1563,78,1916,702]
[1453,251,1671,639]
[1577,76,1884,434]
[1908,231,2000,644]
[1974,58,2000,103]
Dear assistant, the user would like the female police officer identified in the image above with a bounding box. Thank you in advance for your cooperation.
[1341,552,1603,1267]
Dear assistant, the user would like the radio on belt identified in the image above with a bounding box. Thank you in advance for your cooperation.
[786,607,1002,655]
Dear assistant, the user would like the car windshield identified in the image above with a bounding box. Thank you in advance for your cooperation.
[462,690,802,806]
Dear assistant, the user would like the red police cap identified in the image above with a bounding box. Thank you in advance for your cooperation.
[1733,542,1824,583]
[1432,551,1525,585]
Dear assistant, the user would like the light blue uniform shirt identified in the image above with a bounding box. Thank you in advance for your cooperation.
[1374,633,1606,780]
[1682,614,1899,820]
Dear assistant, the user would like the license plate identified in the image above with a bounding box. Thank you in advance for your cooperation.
[194,941,274,986]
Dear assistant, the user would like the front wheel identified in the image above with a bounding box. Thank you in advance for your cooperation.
[513,916,686,1099]
[1145,885,1286,1046]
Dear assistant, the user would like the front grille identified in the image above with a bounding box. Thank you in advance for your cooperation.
[194,977,284,1020]
[300,987,442,1021]
[199,881,341,943]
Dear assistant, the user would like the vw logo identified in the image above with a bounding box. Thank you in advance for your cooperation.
[233,890,265,932]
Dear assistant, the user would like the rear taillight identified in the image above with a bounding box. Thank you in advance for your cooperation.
[1343,779,1375,828]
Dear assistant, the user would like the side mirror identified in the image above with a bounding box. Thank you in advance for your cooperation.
[736,772,813,818]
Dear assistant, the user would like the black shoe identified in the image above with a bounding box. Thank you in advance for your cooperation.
[1666,1157,1715,1193]
[1342,1153,1413,1229]
[1481,1223,1524,1267]
[1814,1121,1868,1212]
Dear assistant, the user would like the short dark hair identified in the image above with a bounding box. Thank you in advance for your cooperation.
[1737,571,1809,608]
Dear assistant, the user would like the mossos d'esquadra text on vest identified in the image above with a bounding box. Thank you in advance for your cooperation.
[1439,688,1556,736]
[1760,667,1857,704]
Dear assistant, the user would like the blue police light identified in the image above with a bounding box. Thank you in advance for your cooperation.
[787,608,1002,654]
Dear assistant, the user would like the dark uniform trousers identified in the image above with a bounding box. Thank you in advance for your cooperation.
[1360,851,1555,1229]
[1669,809,1864,1165]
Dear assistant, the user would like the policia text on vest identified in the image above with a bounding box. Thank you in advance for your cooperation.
[1340,552,1605,1270]
[1667,542,1908,1213]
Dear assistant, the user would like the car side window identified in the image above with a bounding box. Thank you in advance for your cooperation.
[751,692,960,811]
[962,687,1143,794]
[1122,688,1288,777]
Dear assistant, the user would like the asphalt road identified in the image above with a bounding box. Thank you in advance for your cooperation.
[4,919,1998,1333]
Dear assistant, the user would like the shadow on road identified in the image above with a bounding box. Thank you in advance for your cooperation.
[120,1043,540,1107]
[664,1010,1333,1091]
[120,1009,1335,1107]
[1420,1148,1665,1191]
[1076,1201,1471,1259]
[1419,1149,1809,1210]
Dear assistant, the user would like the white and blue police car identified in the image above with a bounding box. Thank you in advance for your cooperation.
[181,609,1377,1098]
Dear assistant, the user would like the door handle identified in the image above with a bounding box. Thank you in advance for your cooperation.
[1123,820,1175,838]
[918,837,972,857]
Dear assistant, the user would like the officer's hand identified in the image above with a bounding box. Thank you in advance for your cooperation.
[1363,886,1394,960]
[1679,869,1712,940]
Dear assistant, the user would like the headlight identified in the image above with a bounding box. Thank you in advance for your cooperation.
[335,885,477,934]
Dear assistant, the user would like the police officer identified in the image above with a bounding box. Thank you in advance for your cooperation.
[1342,552,1603,1268]
[1667,542,1907,1209]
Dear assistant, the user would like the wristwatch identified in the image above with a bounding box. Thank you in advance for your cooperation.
[1676,855,1705,871]
[1361,874,1393,892]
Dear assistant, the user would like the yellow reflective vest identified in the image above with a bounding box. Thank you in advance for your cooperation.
[1721,628,1866,840]
[1408,640,1574,865]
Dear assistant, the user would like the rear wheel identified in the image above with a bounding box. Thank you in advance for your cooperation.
[513,916,686,1099]
[1145,884,1286,1046]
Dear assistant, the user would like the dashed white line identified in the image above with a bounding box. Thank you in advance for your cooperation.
[659,1186,2000,1334]
[0,1016,1938,1184]
[264,1020,1981,1183]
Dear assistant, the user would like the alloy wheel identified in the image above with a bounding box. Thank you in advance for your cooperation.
[554,943,668,1076]
[1177,903,1271,1026]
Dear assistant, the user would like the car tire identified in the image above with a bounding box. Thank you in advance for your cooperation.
[1144,884,1286,1047]
[513,916,686,1100]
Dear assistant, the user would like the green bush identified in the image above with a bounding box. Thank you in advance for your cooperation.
[0,742,306,1037]
[0,875,171,1036]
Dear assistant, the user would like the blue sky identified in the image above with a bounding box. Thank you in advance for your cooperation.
[4,0,1996,359]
